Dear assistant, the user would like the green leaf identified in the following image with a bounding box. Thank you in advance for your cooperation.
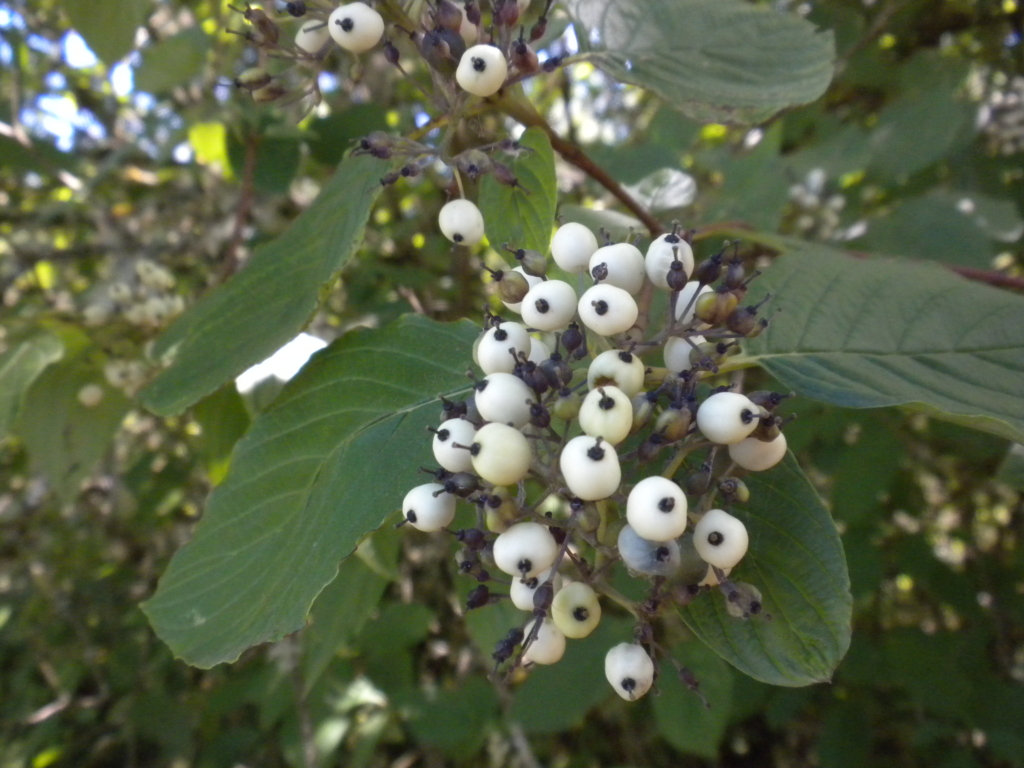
[16,353,130,501]
[142,316,477,667]
[866,53,974,181]
[64,0,146,64]
[682,454,852,687]
[851,194,995,269]
[653,641,733,758]
[0,334,63,439]
[306,105,389,166]
[817,700,873,768]
[745,240,1024,443]
[227,133,302,195]
[192,384,251,485]
[301,527,397,690]
[478,127,557,254]
[697,123,788,231]
[997,444,1024,491]
[407,677,499,758]
[510,616,633,733]
[135,28,210,94]
[142,154,385,416]
[565,0,835,124]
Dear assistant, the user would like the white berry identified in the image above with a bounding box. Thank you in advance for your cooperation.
[520,279,577,332]
[438,199,485,246]
[578,386,632,445]
[474,372,535,428]
[663,334,706,374]
[578,284,638,337]
[296,20,331,54]
[402,483,456,532]
[559,435,621,501]
[617,524,681,576]
[645,233,694,289]
[587,349,645,398]
[470,422,532,486]
[693,508,749,570]
[696,391,760,445]
[551,581,601,639]
[729,432,787,471]
[475,322,531,374]
[523,617,566,665]
[493,521,558,578]
[502,266,543,314]
[328,3,384,53]
[456,44,508,97]
[589,243,646,295]
[626,476,688,542]
[551,222,600,273]
[510,567,562,611]
[674,282,713,327]
[604,643,655,701]
[528,335,551,365]
[432,417,477,473]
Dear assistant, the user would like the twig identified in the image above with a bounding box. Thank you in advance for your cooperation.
[221,132,259,280]
[508,722,542,768]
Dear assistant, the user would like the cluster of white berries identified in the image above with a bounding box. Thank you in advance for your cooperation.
[397,201,789,701]
[83,259,184,330]
[230,0,555,110]
[977,74,1024,156]
[787,168,848,241]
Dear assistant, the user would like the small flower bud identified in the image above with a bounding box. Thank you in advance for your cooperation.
[718,477,750,504]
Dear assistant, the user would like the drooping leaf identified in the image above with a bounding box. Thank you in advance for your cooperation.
[478,127,557,254]
[135,27,210,94]
[16,353,130,501]
[142,154,385,415]
[301,526,398,690]
[0,333,63,439]
[191,384,251,485]
[745,240,1024,443]
[142,316,477,667]
[64,0,147,64]
[653,641,734,758]
[682,454,852,687]
[565,0,835,125]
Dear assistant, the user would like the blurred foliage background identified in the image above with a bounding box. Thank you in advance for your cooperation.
[2,0,1024,766]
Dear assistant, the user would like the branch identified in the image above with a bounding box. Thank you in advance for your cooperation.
[497,94,665,237]
[497,95,1024,295]
[220,133,259,281]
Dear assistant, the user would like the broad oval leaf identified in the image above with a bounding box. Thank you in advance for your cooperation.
[682,454,852,686]
[142,316,477,667]
[142,154,385,416]
[16,352,130,502]
[477,127,557,254]
[565,0,835,124]
[746,241,1024,442]
[64,0,147,64]
[135,27,210,94]
[0,333,63,438]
